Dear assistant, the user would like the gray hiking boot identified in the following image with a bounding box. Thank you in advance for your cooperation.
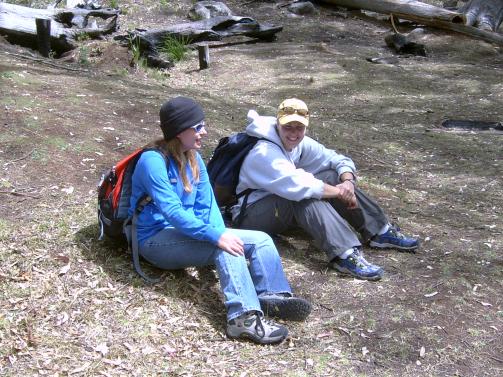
[226,311,288,344]
[258,293,312,321]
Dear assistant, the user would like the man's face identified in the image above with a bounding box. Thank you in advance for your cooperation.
[277,121,306,151]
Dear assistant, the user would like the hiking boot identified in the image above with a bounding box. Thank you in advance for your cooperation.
[329,247,384,281]
[369,225,419,252]
[258,293,312,321]
[226,311,288,344]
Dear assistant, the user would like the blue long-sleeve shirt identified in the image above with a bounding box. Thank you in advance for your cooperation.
[129,150,225,245]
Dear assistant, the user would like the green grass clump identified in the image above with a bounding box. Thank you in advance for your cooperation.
[75,32,90,42]
[128,36,147,69]
[159,35,192,62]
[79,45,90,66]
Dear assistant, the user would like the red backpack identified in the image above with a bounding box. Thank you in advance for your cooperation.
[97,148,168,283]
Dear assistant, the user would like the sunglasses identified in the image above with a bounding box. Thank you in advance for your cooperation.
[191,121,206,133]
[279,106,309,117]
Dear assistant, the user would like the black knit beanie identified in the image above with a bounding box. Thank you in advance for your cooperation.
[159,96,205,140]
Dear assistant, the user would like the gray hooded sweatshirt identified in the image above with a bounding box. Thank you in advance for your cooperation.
[232,110,357,218]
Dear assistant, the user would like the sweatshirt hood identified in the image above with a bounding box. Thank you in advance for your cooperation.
[246,110,284,147]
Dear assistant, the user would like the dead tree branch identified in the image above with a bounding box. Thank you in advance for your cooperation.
[0,2,119,54]
[321,0,503,46]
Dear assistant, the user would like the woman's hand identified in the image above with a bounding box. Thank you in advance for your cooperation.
[217,231,244,256]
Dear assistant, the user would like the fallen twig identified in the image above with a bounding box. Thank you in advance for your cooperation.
[278,1,301,8]
[387,264,403,272]
[485,354,503,364]
[0,51,89,73]
[4,149,35,165]
[461,338,473,349]
[317,302,335,312]
[431,280,444,289]
[336,326,351,337]
[0,190,41,199]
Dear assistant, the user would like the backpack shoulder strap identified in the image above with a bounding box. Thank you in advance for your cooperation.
[130,195,161,283]
[258,137,282,152]
[128,147,170,284]
[232,137,283,227]
[235,136,282,199]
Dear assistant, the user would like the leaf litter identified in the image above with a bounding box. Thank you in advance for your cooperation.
[0,0,502,375]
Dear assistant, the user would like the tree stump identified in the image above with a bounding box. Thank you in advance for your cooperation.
[35,18,51,57]
[198,44,210,69]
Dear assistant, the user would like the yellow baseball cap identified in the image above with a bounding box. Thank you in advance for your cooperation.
[277,98,309,127]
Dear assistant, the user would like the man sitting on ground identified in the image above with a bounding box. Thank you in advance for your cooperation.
[232,98,419,281]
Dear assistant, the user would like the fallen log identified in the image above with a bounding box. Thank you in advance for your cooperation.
[441,119,503,131]
[126,16,282,68]
[321,0,503,46]
[0,2,119,54]
[325,0,466,24]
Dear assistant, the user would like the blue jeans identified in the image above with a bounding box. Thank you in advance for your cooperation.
[140,228,292,321]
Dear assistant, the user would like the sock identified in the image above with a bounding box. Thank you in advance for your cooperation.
[339,248,356,260]
[377,223,391,236]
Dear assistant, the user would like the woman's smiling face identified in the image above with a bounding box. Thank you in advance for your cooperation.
[177,121,207,152]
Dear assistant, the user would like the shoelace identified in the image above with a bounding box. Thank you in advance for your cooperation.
[253,315,280,338]
[388,226,406,239]
[333,248,375,269]
[350,248,373,268]
[254,315,266,338]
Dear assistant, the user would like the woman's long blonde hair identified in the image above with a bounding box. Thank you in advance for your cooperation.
[145,138,200,193]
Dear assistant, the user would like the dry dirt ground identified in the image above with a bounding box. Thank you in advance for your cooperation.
[0,0,502,376]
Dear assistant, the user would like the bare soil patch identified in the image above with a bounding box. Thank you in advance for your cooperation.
[0,1,502,376]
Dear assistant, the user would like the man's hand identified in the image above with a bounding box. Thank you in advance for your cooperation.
[322,181,358,209]
[336,180,357,209]
[217,231,244,256]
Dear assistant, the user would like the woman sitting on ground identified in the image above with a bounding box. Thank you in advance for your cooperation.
[129,96,311,344]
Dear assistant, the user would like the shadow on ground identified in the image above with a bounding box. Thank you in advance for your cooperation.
[74,223,226,331]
